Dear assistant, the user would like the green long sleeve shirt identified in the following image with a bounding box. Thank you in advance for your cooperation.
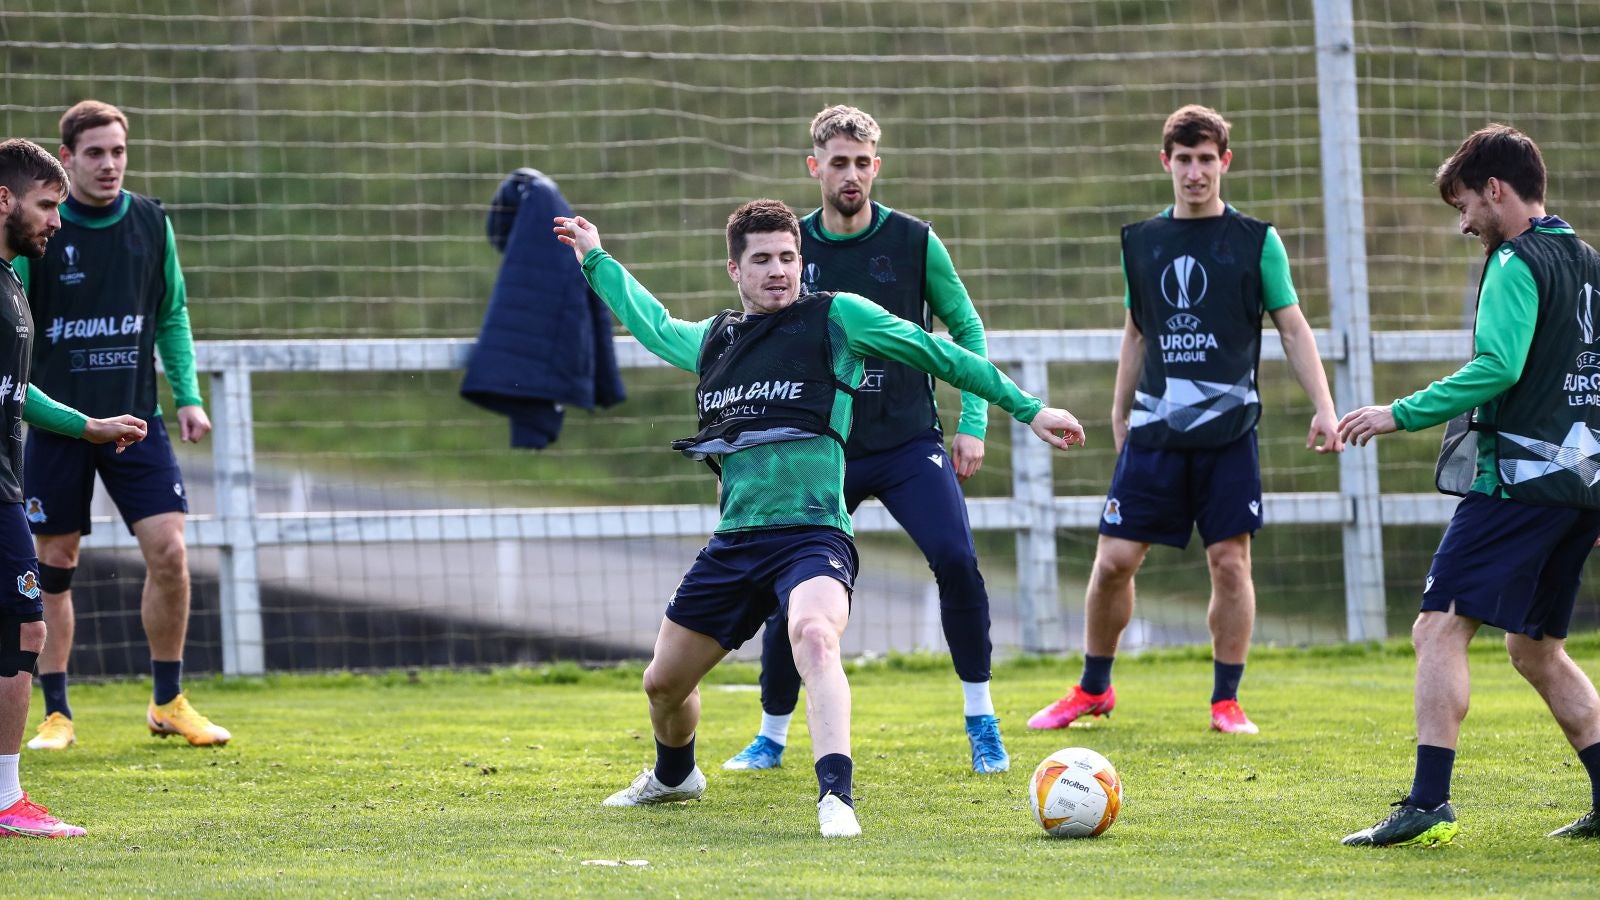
[23,384,88,438]
[581,247,1041,534]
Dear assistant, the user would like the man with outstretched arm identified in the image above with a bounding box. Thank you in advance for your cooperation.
[1340,124,1600,847]
[0,137,148,837]
[553,200,1084,838]
[724,105,1014,775]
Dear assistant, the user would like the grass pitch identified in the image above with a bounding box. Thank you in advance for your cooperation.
[8,636,1600,896]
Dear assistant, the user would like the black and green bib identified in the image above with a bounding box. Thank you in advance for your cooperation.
[671,292,852,467]
[26,193,168,419]
[0,262,35,504]
[1123,208,1269,449]
[1479,226,1600,508]
[800,205,933,458]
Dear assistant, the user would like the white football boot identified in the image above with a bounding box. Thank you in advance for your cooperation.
[817,793,861,838]
[602,767,706,807]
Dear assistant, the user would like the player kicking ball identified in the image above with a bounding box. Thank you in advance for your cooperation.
[554,201,1084,837]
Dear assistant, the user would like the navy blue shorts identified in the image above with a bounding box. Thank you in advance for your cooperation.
[1422,491,1600,639]
[24,415,188,536]
[667,526,857,651]
[1099,429,1263,549]
[0,503,43,620]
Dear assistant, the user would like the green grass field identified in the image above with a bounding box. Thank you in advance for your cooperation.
[8,637,1600,896]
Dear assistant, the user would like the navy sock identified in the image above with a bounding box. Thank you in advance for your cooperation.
[1407,744,1456,809]
[151,660,183,706]
[653,736,696,788]
[815,753,854,807]
[1578,741,1600,811]
[38,672,71,719]
[1211,660,1246,704]
[1080,654,1115,695]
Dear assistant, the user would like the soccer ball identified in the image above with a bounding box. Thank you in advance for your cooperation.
[1028,747,1123,838]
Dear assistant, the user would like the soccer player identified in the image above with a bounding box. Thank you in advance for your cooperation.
[0,138,149,836]
[721,105,1010,775]
[1340,125,1600,847]
[1028,105,1342,735]
[553,201,1084,837]
[13,101,228,751]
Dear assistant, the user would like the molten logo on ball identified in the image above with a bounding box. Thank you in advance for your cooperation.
[1029,747,1123,837]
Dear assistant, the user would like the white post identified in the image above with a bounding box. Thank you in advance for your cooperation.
[1315,0,1388,641]
[210,365,265,675]
[1009,359,1064,653]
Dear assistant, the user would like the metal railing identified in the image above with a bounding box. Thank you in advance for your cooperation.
[79,329,1467,675]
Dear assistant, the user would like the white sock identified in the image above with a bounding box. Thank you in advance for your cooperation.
[962,680,995,717]
[0,754,21,809]
[758,712,791,746]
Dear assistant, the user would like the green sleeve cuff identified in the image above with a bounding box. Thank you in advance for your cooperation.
[23,385,87,438]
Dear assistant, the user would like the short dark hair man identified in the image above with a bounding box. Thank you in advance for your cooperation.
[0,137,148,838]
[1339,125,1600,846]
[14,101,227,753]
[1028,104,1342,735]
[722,105,1013,775]
[554,200,1084,837]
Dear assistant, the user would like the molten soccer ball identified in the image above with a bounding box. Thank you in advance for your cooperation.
[1029,747,1123,837]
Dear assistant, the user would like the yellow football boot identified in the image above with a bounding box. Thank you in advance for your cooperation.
[147,694,231,746]
[26,712,75,751]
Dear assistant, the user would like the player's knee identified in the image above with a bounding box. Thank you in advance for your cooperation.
[37,563,75,595]
[641,663,688,707]
[0,616,43,676]
[145,537,189,584]
[1505,634,1557,680]
[1092,551,1139,586]
[790,618,840,662]
[932,554,987,611]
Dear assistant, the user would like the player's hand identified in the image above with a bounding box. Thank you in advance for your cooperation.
[1337,404,1398,447]
[177,404,212,443]
[1307,408,1344,454]
[1029,407,1085,451]
[82,414,148,454]
[950,433,985,483]
[552,215,602,261]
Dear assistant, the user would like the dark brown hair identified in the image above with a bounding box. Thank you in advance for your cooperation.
[1434,124,1545,205]
[59,99,130,150]
[1162,104,1231,155]
[726,199,800,261]
[0,138,69,198]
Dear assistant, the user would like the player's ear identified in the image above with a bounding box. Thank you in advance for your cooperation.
[727,258,739,282]
[806,155,820,179]
[1219,148,1232,172]
[57,144,71,166]
[1159,150,1172,172]
[870,156,881,175]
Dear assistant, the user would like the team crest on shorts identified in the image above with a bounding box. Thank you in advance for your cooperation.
[17,571,39,599]
[174,482,185,497]
[1103,498,1123,525]
[23,497,45,524]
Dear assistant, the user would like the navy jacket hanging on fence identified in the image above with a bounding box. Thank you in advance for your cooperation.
[460,168,626,448]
